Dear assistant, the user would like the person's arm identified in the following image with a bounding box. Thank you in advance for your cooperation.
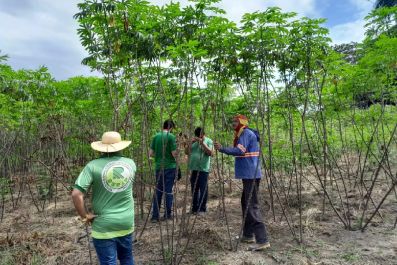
[199,138,213,156]
[214,133,248,156]
[171,134,178,158]
[72,189,96,223]
[149,149,155,157]
[72,165,96,224]
[172,150,179,158]
[149,136,156,157]
[71,189,85,217]
[218,145,245,156]
[185,141,192,155]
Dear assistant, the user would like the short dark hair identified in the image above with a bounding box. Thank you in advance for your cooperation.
[163,119,175,130]
[194,127,205,137]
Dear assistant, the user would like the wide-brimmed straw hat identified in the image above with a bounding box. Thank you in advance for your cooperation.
[91,131,131,153]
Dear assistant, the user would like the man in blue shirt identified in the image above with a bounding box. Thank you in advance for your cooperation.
[214,115,270,251]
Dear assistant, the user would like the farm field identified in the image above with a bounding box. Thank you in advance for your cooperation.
[1,1,397,265]
[0,172,396,265]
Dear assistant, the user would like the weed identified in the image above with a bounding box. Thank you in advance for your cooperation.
[341,251,360,262]
[0,251,15,265]
[164,247,173,264]
[30,253,44,265]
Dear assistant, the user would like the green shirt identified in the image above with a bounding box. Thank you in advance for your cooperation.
[74,154,136,239]
[188,137,213,173]
[151,131,177,170]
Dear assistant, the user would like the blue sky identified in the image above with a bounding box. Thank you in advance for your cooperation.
[320,0,370,27]
[0,0,375,80]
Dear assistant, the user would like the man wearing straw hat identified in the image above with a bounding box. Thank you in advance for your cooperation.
[214,115,270,251]
[72,131,136,265]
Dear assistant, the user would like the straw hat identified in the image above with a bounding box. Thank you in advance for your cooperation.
[91,131,131,153]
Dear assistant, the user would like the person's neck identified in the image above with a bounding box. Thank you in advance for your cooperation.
[234,124,246,132]
[101,152,121,157]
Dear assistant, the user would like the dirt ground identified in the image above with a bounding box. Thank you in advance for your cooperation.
[0,176,396,265]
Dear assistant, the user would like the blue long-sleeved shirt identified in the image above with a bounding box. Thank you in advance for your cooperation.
[219,128,261,179]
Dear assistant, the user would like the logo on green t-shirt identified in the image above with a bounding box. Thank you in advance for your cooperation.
[101,161,134,192]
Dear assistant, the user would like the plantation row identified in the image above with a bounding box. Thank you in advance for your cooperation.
[0,0,396,253]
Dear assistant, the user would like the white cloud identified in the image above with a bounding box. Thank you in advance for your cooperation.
[0,0,321,80]
[349,0,374,15]
[0,0,95,80]
[150,0,320,22]
[265,0,319,17]
[328,0,374,44]
[329,19,367,44]
[0,0,372,78]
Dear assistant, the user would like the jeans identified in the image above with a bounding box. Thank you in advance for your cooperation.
[152,168,176,220]
[92,234,134,265]
[241,179,268,244]
[190,170,209,213]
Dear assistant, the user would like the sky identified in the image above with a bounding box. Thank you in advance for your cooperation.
[0,0,375,80]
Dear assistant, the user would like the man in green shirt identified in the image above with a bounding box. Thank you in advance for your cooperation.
[186,127,213,214]
[150,119,178,222]
[71,131,136,265]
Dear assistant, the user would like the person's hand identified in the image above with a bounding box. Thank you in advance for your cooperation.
[214,142,222,150]
[80,213,96,225]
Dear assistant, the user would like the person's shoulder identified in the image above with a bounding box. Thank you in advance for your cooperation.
[205,137,213,144]
[152,132,163,140]
[242,128,258,140]
[242,128,254,136]
[244,128,261,143]
[87,157,102,165]
[120,157,137,169]
[83,158,102,171]
[120,156,134,162]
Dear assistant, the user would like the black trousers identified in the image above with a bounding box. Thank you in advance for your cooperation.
[241,179,268,244]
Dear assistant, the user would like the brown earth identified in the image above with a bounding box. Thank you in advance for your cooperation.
[0,175,396,265]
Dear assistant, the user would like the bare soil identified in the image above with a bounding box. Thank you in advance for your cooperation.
[0,175,396,265]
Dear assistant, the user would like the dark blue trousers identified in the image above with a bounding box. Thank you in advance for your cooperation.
[190,170,209,213]
[93,233,134,265]
[152,168,176,220]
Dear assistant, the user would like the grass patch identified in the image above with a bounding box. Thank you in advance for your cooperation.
[341,251,360,262]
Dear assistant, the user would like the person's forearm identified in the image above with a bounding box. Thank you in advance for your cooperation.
[185,146,190,155]
[219,146,244,156]
[149,149,154,157]
[172,150,179,158]
[201,142,213,156]
[72,192,87,218]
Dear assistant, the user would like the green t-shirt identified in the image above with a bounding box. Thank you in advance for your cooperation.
[188,137,213,173]
[74,154,136,239]
[151,131,177,170]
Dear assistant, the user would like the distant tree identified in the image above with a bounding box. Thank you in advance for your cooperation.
[365,5,397,38]
[333,42,361,64]
[0,50,8,63]
[375,0,397,9]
